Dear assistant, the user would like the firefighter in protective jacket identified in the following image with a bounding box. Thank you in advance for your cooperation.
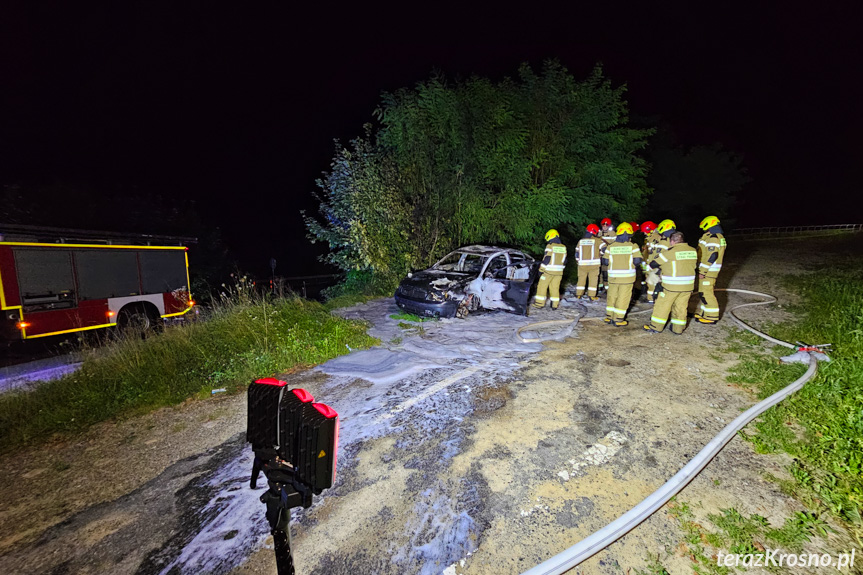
[575,224,601,300]
[695,215,727,324]
[601,222,642,326]
[598,218,616,293]
[534,229,567,310]
[640,221,659,302]
[644,231,697,334]
[647,219,677,266]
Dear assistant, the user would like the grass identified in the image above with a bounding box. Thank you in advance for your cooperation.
[634,554,670,575]
[666,499,732,575]
[725,266,863,539]
[666,500,831,574]
[0,289,378,453]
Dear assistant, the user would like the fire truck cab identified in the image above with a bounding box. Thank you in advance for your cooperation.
[0,224,196,341]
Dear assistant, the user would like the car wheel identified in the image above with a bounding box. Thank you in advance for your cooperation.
[456,294,474,319]
[456,303,469,319]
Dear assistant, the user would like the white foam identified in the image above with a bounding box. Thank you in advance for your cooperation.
[164,297,581,573]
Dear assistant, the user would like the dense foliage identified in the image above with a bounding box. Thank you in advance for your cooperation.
[305,61,653,291]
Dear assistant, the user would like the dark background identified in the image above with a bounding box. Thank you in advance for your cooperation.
[2,3,861,277]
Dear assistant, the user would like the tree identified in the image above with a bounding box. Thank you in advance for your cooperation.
[306,61,653,291]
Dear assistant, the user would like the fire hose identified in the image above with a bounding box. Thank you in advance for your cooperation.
[519,288,831,575]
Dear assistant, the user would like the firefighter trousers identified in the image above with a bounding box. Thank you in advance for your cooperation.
[696,276,720,321]
[649,289,691,334]
[575,265,599,298]
[534,273,563,309]
[605,282,634,321]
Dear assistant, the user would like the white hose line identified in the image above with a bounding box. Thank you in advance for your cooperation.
[517,319,581,343]
[521,288,820,575]
[716,288,796,349]
[517,300,656,343]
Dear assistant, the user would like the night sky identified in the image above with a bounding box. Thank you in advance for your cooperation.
[2,4,861,276]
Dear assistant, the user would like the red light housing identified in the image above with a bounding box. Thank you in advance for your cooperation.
[255,377,287,387]
[312,402,338,419]
[292,388,314,403]
[17,322,30,329]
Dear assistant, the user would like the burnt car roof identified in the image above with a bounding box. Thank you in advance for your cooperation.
[450,245,531,257]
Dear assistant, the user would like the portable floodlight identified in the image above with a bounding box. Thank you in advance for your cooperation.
[246,377,340,575]
[277,388,315,463]
[246,377,287,453]
[296,402,339,492]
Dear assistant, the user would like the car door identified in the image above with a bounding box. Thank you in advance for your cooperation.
[485,252,540,315]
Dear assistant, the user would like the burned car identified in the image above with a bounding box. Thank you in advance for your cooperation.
[394,245,540,318]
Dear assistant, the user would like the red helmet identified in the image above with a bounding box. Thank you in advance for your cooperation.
[586,224,600,235]
[641,221,657,234]
[630,221,640,233]
[600,218,612,228]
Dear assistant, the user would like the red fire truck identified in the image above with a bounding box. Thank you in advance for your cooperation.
[0,224,196,341]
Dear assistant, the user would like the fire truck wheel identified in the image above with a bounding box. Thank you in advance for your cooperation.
[118,305,161,336]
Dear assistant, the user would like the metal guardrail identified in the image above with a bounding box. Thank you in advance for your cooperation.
[729,223,863,238]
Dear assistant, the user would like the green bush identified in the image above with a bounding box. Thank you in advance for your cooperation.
[305,60,653,291]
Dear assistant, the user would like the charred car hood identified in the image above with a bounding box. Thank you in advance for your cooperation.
[398,270,471,297]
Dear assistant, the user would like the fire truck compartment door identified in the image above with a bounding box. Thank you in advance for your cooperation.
[13,248,75,300]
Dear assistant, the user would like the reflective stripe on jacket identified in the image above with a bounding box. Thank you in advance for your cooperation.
[603,242,642,284]
[655,243,698,291]
[698,232,726,278]
[576,237,601,267]
[540,241,567,275]
[643,230,660,260]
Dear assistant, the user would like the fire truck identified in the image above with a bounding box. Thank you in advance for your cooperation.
[0,224,196,341]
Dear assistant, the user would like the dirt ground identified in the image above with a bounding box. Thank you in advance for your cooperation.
[0,236,859,574]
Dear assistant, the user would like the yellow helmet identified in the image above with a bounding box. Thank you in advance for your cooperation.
[699,215,720,230]
[657,219,677,234]
[545,229,560,242]
[615,222,634,236]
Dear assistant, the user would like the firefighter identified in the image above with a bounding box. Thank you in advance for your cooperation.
[534,229,567,310]
[640,221,659,303]
[646,220,676,304]
[641,221,659,258]
[629,222,643,297]
[649,219,677,264]
[643,231,698,334]
[575,224,602,300]
[598,218,616,294]
[601,222,642,326]
[694,215,727,324]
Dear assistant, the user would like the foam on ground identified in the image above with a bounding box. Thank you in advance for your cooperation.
[165,296,583,573]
